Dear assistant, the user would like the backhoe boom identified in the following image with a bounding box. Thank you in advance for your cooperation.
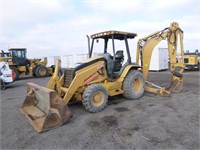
[136,22,185,96]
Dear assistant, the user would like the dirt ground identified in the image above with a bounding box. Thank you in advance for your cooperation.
[0,71,199,150]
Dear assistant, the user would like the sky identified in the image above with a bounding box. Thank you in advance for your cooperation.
[0,0,199,58]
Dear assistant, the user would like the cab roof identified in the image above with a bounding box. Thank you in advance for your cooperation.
[9,48,26,51]
[91,30,137,40]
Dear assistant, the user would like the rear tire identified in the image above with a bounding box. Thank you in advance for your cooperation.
[35,66,48,77]
[122,70,145,99]
[82,84,108,113]
[10,66,19,81]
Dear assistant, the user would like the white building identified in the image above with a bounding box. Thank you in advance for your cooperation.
[149,48,169,71]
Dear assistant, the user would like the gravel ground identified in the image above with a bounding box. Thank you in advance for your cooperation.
[0,71,199,150]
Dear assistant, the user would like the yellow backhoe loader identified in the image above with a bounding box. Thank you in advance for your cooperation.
[20,22,185,133]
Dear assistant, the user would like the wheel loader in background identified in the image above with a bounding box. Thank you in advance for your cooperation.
[20,22,185,133]
[0,48,54,80]
[183,50,200,70]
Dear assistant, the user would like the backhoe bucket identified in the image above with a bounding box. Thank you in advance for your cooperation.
[166,75,183,93]
[20,82,72,133]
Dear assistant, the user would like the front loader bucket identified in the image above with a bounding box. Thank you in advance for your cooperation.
[166,75,183,93]
[20,82,72,133]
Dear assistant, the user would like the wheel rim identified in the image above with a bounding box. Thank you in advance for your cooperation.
[92,91,104,107]
[132,78,143,93]
[39,68,46,76]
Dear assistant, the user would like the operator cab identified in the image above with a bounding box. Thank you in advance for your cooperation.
[88,30,137,78]
[9,48,29,66]
[9,48,27,58]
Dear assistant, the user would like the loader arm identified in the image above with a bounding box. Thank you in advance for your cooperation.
[48,56,107,105]
[136,22,185,96]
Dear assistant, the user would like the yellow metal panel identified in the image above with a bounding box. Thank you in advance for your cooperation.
[80,56,104,63]
[62,61,107,104]
[101,81,123,96]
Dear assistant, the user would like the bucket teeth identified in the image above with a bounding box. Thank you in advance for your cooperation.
[20,82,72,133]
[166,75,183,93]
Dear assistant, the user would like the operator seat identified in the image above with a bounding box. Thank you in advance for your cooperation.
[115,50,124,59]
[113,50,124,72]
[98,53,114,78]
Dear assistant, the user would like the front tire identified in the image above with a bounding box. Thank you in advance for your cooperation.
[122,70,145,99]
[34,66,48,77]
[82,84,108,113]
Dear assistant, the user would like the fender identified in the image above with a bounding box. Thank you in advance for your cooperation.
[117,64,141,82]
